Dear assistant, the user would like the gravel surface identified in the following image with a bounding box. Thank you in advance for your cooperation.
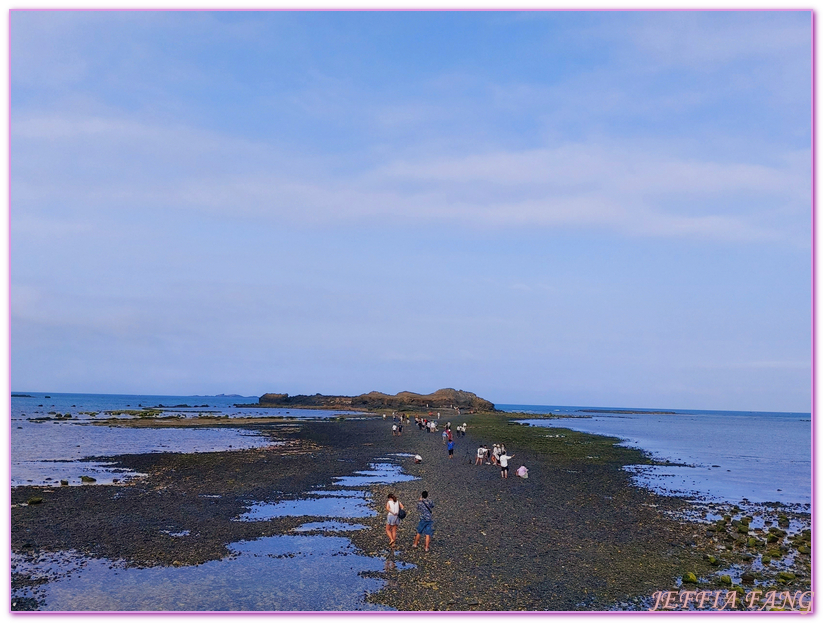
[11,412,809,611]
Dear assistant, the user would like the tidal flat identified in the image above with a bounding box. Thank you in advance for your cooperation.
[11,412,811,611]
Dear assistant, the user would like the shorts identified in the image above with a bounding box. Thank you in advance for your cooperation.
[501,465,508,473]
[387,514,400,526]
[448,448,454,455]
[417,519,434,536]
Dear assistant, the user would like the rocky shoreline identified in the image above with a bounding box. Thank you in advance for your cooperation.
[10,411,811,611]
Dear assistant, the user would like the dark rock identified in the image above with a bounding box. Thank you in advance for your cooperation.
[259,388,496,411]
[26,497,43,505]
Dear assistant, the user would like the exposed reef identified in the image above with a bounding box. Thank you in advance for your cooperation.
[256,387,496,412]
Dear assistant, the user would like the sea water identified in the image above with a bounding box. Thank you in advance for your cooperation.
[11,392,358,486]
[12,535,395,611]
[498,404,811,506]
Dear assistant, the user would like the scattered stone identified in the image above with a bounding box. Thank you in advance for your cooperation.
[682,572,698,584]
[80,476,97,483]
[26,497,43,505]
[60,480,68,486]
[720,575,732,585]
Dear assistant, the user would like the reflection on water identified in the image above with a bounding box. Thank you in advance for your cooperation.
[625,464,813,505]
[520,412,811,506]
[237,491,375,521]
[334,463,417,487]
[11,420,281,487]
[13,536,394,611]
[292,521,367,532]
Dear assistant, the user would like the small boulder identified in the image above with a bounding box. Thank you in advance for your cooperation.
[719,575,732,585]
[26,497,43,505]
[60,480,68,486]
[80,476,97,483]
[682,572,698,584]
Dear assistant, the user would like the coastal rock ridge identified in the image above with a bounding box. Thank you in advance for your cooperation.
[258,388,495,411]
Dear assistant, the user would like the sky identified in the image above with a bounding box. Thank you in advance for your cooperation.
[9,10,812,412]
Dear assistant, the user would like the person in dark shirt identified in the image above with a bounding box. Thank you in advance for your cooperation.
[412,491,434,552]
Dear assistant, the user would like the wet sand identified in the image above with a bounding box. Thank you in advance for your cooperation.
[10,412,811,611]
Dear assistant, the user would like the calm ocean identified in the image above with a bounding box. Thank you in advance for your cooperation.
[498,404,811,507]
[10,392,356,486]
[11,393,811,507]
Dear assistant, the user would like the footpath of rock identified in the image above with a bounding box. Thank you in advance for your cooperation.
[11,412,811,611]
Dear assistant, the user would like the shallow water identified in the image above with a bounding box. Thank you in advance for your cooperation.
[11,419,280,486]
[292,521,368,532]
[237,491,376,521]
[512,406,810,505]
[12,535,395,611]
[333,463,418,487]
[11,392,361,420]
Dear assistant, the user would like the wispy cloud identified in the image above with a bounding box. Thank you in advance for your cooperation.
[12,110,809,244]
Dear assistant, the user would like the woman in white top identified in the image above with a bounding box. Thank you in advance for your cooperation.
[385,493,404,548]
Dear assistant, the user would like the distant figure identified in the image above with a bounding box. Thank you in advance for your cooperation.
[383,414,386,420]
[437,413,440,420]
[397,423,403,435]
[516,465,529,478]
[475,445,485,465]
[499,451,515,479]
[385,493,404,548]
[392,424,397,436]
[447,439,455,459]
[414,454,423,464]
[412,491,434,552]
[442,430,448,444]
[462,423,467,437]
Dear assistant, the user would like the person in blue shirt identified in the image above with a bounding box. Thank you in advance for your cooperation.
[447,439,455,459]
[412,491,434,552]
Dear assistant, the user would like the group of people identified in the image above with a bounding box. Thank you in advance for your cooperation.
[385,491,435,552]
[475,443,516,478]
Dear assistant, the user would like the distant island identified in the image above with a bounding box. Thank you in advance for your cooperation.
[255,388,495,412]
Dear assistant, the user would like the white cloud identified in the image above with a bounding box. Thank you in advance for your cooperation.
[10,109,810,245]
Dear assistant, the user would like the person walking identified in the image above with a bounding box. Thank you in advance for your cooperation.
[499,451,515,479]
[447,439,455,459]
[385,493,404,548]
[475,445,485,465]
[412,491,434,552]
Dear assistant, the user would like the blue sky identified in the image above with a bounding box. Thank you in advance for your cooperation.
[10,11,812,411]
